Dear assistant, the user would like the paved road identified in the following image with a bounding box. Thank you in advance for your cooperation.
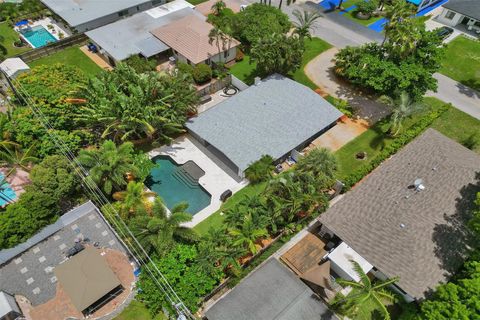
[247,0,480,120]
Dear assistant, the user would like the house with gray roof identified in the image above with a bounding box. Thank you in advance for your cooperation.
[186,74,343,177]
[40,0,166,32]
[437,0,480,30]
[205,258,336,320]
[319,129,480,301]
[85,0,197,65]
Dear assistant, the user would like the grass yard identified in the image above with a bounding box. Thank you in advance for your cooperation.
[430,107,480,153]
[114,300,166,320]
[290,37,332,89]
[341,0,383,27]
[440,35,480,91]
[0,22,32,57]
[29,46,103,75]
[229,37,331,89]
[335,97,480,179]
[193,181,267,235]
[187,0,209,4]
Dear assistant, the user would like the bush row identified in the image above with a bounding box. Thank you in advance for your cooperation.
[342,103,451,190]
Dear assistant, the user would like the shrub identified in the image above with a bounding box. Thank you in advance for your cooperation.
[244,155,275,184]
[235,49,245,62]
[192,63,212,84]
[124,55,157,74]
[356,0,378,15]
[342,103,450,190]
[177,62,194,76]
[326,96,354,118]
[137,244,223,315]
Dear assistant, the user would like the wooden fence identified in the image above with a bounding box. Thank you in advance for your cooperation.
[16,33,88,63]
[196,74,232,97]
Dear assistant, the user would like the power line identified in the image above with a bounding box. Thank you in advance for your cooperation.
[1,71,195,320]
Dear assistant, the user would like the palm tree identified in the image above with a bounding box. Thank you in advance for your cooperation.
[244,155,274,184]
[77,140,138,195]
[0,142,38,172]
[382,1,416,46]
[129,197,198,256]
[292,9,322,40]
[379,92,425,137]
[208,27,230,63]
[229,213,268,255]
[333,260,398,320]
[113,181,156,219]
[295,148,337,180]
[211,0,226,15]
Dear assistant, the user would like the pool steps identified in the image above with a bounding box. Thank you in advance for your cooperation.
[172,167,201,189]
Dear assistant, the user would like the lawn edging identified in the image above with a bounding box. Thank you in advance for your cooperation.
[341,102,451,190]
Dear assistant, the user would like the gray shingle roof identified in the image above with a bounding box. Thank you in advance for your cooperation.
[186,74,343,172]
[205,258,336,320]
[40,0,154,27]
[319,129,480,299]
[443,0,480,20]
[86,2,198,61]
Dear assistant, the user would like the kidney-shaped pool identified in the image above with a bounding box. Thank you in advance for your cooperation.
[145,155,211,215]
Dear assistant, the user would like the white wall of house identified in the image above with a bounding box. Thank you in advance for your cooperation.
[73,0,166,32]
[173,46,238,66]
[437,8,465,26]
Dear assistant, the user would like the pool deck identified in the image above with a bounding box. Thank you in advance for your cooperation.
[15,17,70,48]
[148,135,247,227]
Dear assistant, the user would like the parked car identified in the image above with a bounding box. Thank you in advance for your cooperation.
[436,26,454,40]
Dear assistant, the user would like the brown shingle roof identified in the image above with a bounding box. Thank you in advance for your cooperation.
[54,247,121,312]
[320,129,480,299]
[150,14,239,64]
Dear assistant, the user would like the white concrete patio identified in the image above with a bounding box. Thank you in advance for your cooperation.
[148,134,247,227]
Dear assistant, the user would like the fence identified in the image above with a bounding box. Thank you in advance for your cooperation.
[231,74,249,91]
[16,33,88,63]
[196,74,232,97]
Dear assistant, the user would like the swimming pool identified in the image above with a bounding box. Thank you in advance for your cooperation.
[145,156,211,215]
[0,174,16,207]
[21,25,57,48]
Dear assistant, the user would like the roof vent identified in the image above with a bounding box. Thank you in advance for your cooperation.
[414,178,425,191]
[400,223,406,228]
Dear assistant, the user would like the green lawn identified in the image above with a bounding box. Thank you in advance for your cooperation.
[341,0,383,26]
[193,181,267,235]
[430,107,480,153]
[291,37,332,89]
[440,36,480,91]
[335,97,480,179]
[29,46,103,75]
[229,37,331,89]
[114,300,166,320]
[186,0,209,4]
[0,22,32,57]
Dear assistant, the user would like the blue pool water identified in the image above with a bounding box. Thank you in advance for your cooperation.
[0,174,16,207]
[145,156,211,215]
[21,25,57,48]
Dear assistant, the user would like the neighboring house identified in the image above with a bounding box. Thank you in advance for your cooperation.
[186,74,343,178]
[0,201,134,319]
[85,0,197,66]
[407,0,444,12]
[40,0,166,32]
[319,129,480,302]
[436,0,480,29]
[0,291,21,320]
[204,258,336,320]
[150,14,240,66]
[0,58,30,79]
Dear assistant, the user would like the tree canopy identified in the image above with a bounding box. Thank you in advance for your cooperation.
[77,64,198,143]
[230,4,291,47]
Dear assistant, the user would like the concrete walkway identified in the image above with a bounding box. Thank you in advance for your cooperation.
[304,47,390,122]
[311,118,369,151]
[80,46,113,71]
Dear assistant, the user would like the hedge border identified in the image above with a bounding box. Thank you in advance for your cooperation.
[342,103,451,190]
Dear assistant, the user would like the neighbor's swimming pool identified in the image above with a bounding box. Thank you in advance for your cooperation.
[0,173,16,207]
[21,25,56,48]
[145,156,211,215]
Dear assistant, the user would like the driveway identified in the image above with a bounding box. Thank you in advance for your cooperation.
[304,47,389,122]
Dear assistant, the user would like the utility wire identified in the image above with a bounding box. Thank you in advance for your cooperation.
[1,71,194,320]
